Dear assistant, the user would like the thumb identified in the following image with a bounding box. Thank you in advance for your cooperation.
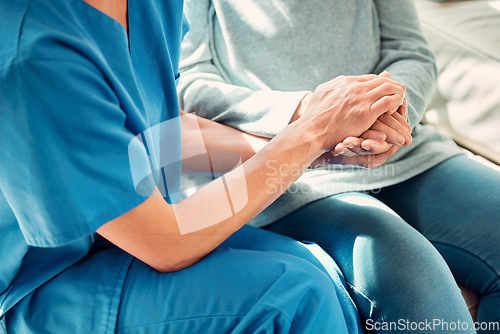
[379,71,391,79]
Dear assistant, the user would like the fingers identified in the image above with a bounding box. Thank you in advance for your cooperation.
[354,74,378,81]
[333,140,360,157]
[359,130,391,154]
[397,97,408,120]
[363,146,399,168]
[334,106,412,158]
[333,131,390,156]
[359,139,391,154]
[335,145,399,168]
[362,74,405,118]
[338,72,403,95]
[304,74,407,152]
[379,71,391,79]
[366,81,405,118]
[362,77,406,95]
[370,118,411,147]
[361,129,386,142]
[390,108,412,133]
[367,80,405,99]
[354,73,402,88]
[378,112,412,145]
[370,94,405,118]
[354,71,390,82]
[388,95,404,115]
[341,138,368,156]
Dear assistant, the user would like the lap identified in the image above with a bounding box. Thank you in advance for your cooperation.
[374,155,500,281]
[375,155,500,326]
[265,190,475,326]
[264,192,438,273]
[265,155,500,327]
[116,225,362,334]
[6,226,362,334]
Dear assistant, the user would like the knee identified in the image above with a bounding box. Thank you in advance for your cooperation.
[349,227,476,325]
[275,254,337,299]
[269,255,350,332]
[316,203,458,295]
[357,227,454,285]
[349,218,462,302]
[263,253,344,314]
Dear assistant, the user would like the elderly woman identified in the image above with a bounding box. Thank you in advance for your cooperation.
[0,0,426,333]
[178,0,500,333]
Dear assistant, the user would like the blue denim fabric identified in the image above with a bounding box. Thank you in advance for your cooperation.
[265,155,500,334]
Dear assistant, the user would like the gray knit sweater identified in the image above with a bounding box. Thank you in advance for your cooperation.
[178,0,463,227]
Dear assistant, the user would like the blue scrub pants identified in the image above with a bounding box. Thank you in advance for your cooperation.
[265,155,500,334]
[5,226,362,333]
[116,225,363,334]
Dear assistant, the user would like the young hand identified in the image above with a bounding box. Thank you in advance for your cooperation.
[332,72,412,157]
[297,74,406,154]
[333,97,411,156]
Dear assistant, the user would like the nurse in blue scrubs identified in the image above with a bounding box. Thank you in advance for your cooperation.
[0,0,407,333]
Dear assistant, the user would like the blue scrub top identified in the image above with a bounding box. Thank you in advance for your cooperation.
[0,0,188,329]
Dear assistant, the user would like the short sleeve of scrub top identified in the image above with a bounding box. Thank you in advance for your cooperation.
[1,58,157,247]
[0,0,186,248]
[0,0,186,331]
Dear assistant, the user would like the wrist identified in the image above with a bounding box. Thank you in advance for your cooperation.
[290,92,312,123]
[284,118,326,160]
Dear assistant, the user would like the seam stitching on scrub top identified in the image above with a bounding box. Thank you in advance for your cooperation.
[0,275,19,316]
[117,314,248,332]
[14,0,33,63]
[117,304,293,332]
[23,193,148,247]
[254,303,293,326]
[5,57,107,75]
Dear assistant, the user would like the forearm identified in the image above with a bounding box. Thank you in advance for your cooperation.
[98,120,320,273]
[373,0,437,129]
[178,111,269,175]
[98,75,405,273]
[170,122,319,268]
[195,112,269,163]
[179,77,309,138]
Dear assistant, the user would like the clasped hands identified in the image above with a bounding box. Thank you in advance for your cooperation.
[295,72,412,168]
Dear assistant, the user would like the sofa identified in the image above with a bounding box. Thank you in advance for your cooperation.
[415,0,500,320]
[416,0,500,166]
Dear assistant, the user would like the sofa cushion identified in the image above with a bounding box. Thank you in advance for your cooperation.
[416,0,500,160]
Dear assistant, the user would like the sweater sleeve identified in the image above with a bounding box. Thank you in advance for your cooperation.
[178,0,310,138]
[372,0,438,129]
